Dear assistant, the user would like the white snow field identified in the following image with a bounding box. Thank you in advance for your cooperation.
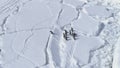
[0,0,120,68]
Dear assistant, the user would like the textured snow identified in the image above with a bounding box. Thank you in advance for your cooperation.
[0,0,120,68]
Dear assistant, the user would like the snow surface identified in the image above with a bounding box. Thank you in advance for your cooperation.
[0,0,120,68]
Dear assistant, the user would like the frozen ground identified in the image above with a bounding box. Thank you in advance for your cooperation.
[0,0,120,68]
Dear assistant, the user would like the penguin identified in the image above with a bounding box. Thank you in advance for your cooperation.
[63,30,70,40]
